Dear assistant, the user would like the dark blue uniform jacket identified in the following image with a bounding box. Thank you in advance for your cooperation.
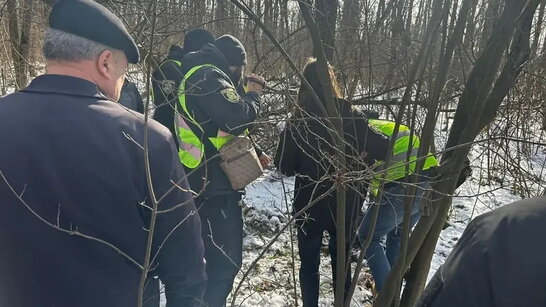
[179,44,260,198]
[417,196,546,307]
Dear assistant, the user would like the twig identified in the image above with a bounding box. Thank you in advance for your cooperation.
[0,171,142,269]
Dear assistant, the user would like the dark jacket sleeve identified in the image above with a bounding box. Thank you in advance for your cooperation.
[364,123,390,162]
[350,110,389,162]
[152,61,183,108]
[152,61,184,129]
[274,125,298,176]
[146,130,206,306]
[191,73,259,136]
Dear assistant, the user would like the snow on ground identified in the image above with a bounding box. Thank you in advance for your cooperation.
[225,142,545,306]
[230,172,375,307]
[158,114,546,306]
[160,142,545,306]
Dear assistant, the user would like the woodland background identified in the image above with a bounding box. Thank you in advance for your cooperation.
[1,0,546,306]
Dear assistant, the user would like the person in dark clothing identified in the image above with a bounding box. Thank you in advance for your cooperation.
[152,29,215,144]
[118,78,144,113]
[0,1,205,306]
[416,196,546,307]
[274,58,390,306]
[175,34,265,307]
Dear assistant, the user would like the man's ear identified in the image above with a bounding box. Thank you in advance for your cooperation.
[97,50,114,80]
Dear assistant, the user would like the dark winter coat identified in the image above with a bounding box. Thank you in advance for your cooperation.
[0,75,206,307]
[152,45,186,144]
[178,44,260,198]
[416,196,546,307]
[274,98,389,228]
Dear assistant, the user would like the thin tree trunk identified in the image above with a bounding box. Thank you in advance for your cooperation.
[400,1,541,305]
[18,0,33,86]
[314,0,338,61]
[530,1,545,58]
[373,0,446,304]
[6,0,22,89]
[137,1,159,306]
[299,2,346,306]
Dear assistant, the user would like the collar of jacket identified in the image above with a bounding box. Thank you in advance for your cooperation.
[21,74,109,100]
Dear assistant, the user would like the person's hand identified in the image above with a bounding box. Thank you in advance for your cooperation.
[246,73,266,95]
[259,153,272,168]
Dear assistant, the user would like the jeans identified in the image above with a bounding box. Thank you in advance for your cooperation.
[198,194,243,307]
[357,180,430,291]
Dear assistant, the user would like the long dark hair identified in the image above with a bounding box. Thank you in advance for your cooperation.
[296,58,343,116]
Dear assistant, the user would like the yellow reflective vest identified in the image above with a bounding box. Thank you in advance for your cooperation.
[175,64,235,168]
[369,119,439,195]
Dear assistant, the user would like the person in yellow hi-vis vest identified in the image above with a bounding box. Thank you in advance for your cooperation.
[357,110,439,293]
[152,29,215,146]
[175,35,266,307]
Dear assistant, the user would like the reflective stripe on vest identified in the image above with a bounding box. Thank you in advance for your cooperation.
[167,59,182,66]
[369,119,439,195]
[175,64,236,168]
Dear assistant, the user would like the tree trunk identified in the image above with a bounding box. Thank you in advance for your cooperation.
[314,0,338,61]
[530,1,545,58]
[7,0,23,89]
[479,0,500,53]
[19,0,33,85]
[399,1,541,305]
[215,0,229,34]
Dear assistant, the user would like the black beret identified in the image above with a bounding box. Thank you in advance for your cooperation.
[49,0,140,63]
[183,29,215,54]
[214,35,247,67]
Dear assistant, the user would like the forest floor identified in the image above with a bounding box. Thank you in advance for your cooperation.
[218,136,544,306]
[158,123,546,306]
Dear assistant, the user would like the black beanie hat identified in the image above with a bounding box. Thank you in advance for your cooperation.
[49,0,140,63]
[214,35,247,66]
[183,29,215,53]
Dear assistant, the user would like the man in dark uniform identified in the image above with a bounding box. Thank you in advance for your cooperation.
[0,1,206,306]
[416,196,546,307]
[152,29,215,144]
[175,35,265,307]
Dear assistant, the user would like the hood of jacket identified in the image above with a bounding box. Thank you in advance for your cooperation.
[166,44,185,62]
[180,43,232,79]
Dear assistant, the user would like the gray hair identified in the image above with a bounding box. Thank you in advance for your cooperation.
[43,28,110,61]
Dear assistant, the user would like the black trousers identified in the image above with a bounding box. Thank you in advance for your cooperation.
[297,220,353,307]
[197,194,243,307]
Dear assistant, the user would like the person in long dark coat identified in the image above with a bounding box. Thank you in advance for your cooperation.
[274,58,389,306]
[0,1,205,306]
[152,29,215,145]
